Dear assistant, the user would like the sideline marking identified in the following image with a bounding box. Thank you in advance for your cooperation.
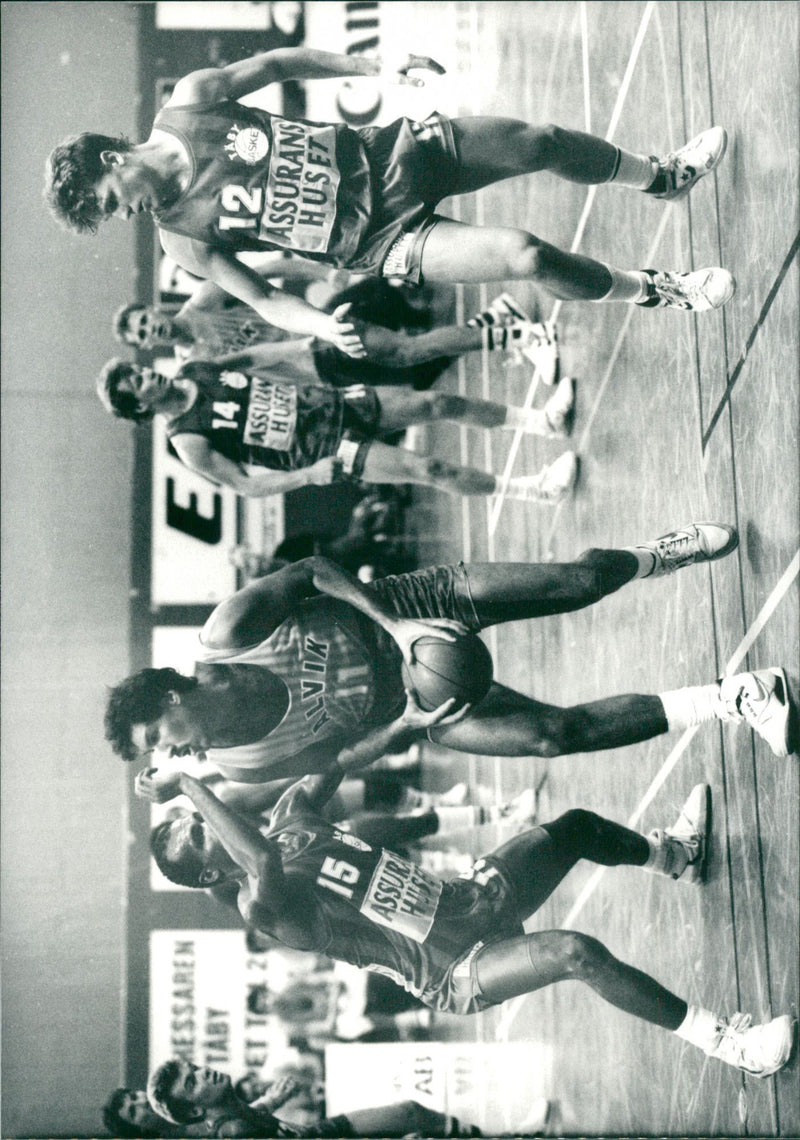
[494,549,800,1039]
[580,1,592,134]
[702,230,800,450]
[541,207,674,548]
[489,1,657,534]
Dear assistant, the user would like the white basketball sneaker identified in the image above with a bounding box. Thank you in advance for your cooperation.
[472,291,533,325]
[506,451,579,503]
[719,667,795,757]
[647,783,710,883]
[635,522,738,576]
[498,787,538,830]
[706,1012,795,1078]
[639,267,736,311]
[651,126,728,200]
[542,376,575,437]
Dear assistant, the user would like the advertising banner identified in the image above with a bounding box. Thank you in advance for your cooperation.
[149,929,275,1075]
[325,1041,553,1135]
[151,407,239,606]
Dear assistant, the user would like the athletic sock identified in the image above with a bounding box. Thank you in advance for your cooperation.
[622,545,658,578]
[501,404,550,435]
[644,831,689,878]
[609,146,659,190]
[433,805,495,834]
[396,787,434,812]
[594,266,651,304]
[674,1005,722,1050]
[659,684,724,731]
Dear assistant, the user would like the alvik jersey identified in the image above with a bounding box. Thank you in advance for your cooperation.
[182,305,300,356]
[196,597,405,774]
[153,101,372,262]
[264,784,524,1011]
[167,361,347,470]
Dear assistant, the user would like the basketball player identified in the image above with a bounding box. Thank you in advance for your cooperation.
[148,772,795,1080]
[96,357,578,501]
[147,1058,547,1137]
[102,1077,301,1139]
[46,46,735,361]
[103,536,796,784]
[113,283,560,388]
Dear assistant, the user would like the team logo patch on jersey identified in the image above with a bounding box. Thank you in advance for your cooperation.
[361,850,442,943]
[219,369,249,389]
[274,828,316,860]
[332,828,371,852]
[225,124,269,164]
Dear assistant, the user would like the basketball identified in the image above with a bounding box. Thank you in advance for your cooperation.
[401,633,494,712]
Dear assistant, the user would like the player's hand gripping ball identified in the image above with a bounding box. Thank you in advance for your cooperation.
[401,633,493,712]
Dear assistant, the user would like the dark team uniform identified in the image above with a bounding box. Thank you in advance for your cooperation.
[205,1108,355,1138]
[260,783,525,1015]
[153,101,458,277]
[166,361,380,473]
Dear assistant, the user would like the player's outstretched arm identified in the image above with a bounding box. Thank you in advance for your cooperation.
[178,774,276,876]
[159,235,366,356]
[169,48,445,105]
[171,434,337,497]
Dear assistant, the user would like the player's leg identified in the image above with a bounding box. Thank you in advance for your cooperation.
[486,791,709,919]
[473,933,795,1077]
[419,219,734,312]
[373,385,573,440]
[360,321,483,364]
[449,118,727,199]
[429,681,669,756]
[359,441,576,503]
[420,218,614,297]
[358,317,556,374]
[462,521,741,625]
[475,930,688,1028]
[450,118,618,191]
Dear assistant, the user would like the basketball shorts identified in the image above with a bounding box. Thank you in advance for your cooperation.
[286,383,379,477]
[420,856,525,1015]
[347,112,460,282]
[335,384,382,481]
[368,562,482,631]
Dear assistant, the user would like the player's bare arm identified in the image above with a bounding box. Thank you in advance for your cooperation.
[177,773,289,906]
[170,434,336,497]
[134,768,294,811]
[335,688,471,772]
[212,737,351,785]
[168,48,446,107]
[201,557,340,648]
[309,555,471,665]
[213,338,316,372]
[159,232,365,356]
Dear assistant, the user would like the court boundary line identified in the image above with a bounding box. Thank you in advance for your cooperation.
[540,206,674,550]
[488,0,657,535]
[701,230,800,450]
[495,548,800,1040]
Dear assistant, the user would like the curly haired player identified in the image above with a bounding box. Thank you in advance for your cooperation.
[46,46,734,362]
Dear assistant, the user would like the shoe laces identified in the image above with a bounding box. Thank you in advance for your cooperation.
[654,272,707,306]
[712,1012,755,1062]
[654,528,698,568]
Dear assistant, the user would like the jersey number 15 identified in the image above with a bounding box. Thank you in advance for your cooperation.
[316,855,360,900]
